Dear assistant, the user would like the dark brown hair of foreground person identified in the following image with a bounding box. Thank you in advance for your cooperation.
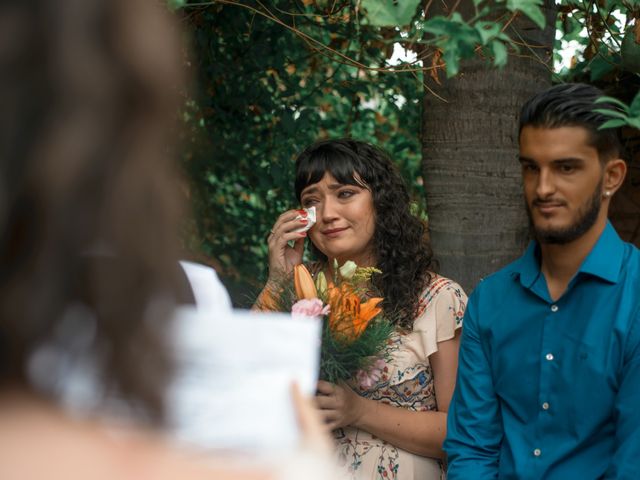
[0,0,184,423]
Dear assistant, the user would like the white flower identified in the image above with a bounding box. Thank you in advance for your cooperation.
[339,260,357,280]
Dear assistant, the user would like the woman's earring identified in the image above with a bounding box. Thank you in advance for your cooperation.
[604,190,611,198]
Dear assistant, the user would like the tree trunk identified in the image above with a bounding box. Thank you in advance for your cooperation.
[422,1,558,293]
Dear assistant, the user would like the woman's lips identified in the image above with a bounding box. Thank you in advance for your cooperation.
[322,227,348,237]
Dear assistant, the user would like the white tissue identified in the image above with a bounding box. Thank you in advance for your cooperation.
[292,206,316,233]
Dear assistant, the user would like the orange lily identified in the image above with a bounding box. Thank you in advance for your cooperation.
[294,264,317,300]
[327,284,383,342]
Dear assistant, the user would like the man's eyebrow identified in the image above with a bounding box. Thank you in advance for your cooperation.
[552,157,585,164]
[518,156,585,164]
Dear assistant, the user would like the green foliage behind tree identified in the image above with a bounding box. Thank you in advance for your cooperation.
[180,3,426,305]
[175,0,640,305]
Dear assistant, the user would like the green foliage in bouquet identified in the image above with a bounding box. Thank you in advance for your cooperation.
[257,260,395,384]
[319,309,394,384]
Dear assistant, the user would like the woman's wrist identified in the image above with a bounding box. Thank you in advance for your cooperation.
[348,390,369,429]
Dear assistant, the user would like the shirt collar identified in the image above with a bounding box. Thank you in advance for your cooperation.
[578,221,624,283]
[514,241,541,289]
[513,221,624,288]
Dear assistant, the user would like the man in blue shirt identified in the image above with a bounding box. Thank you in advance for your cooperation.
[444,83,640,479]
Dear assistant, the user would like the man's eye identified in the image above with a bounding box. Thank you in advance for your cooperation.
[559,165,575,173]
[522,164,538,172]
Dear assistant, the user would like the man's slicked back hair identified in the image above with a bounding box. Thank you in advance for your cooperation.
[519,83,624,162]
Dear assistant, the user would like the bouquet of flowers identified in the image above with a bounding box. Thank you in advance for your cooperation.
[259,261,394,383]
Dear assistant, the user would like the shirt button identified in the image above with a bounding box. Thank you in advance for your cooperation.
[542,402,550,410]
[533,448,541,457]
[550,304,559,312]
[546,353,554,361]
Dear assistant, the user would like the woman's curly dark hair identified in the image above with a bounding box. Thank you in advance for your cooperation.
[294,139,434,330]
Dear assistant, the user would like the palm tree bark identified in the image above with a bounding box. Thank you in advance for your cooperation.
[422,1,558,293]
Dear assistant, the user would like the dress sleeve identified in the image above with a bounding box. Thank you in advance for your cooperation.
[413,276,467,358]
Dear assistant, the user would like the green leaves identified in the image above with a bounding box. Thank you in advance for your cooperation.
[595,93,640,130]
[475,21,511,68]
[491,40,508,67]
[588,45,621,81]
[177,2,426,305]
[171,0,638,306]
[474,21,502,45]
[621,24,640,73]
[422,14,482,76]
[422,14,512,76]
[167,0,186,11]
[506,0,546,29]
[361,0,421,26]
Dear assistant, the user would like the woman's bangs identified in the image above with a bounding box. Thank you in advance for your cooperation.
[295,150,361,200]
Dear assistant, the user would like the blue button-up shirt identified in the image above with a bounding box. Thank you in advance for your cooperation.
[445,222,640,479]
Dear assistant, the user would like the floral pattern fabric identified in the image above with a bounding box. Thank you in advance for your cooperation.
[334,275,466,480]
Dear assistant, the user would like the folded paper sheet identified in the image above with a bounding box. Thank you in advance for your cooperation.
[168,308,321,452]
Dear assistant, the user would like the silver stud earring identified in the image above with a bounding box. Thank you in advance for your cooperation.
[604,191,611,198]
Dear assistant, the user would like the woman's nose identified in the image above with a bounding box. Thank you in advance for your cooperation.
[319,197,339,222]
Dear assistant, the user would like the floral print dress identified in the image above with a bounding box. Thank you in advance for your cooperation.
[334,275,467,480]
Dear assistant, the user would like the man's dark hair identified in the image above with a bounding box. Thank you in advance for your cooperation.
[519,83,624,162]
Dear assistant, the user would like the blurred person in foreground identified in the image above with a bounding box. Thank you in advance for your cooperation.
[0,1,335,479]
[444,83,640,479]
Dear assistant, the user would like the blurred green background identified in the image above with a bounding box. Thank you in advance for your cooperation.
[172,0,640,306]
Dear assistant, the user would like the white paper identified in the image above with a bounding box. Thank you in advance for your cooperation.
[179,260,233,312]
[167,308,321,453]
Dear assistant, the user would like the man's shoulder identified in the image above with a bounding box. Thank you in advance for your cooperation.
[622,239,640,263]
[620,240,640,293]
[473,255,524,292]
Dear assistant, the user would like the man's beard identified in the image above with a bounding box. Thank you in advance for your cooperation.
[526,180,602,245]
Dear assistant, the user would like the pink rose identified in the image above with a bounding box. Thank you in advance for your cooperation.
[356,358,386,390]
[291,298,330,319]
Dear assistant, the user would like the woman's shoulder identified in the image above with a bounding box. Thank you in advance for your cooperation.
[412,274,467,332]
[419,273,467,306]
